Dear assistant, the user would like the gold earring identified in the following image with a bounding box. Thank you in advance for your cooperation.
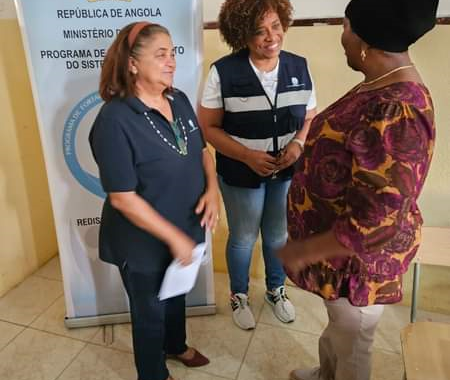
[131,68,138,75]
[360,49,367,62]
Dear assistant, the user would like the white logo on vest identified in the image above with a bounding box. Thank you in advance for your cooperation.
[287,77,305,88]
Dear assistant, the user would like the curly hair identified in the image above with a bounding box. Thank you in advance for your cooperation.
[218,0,293,52]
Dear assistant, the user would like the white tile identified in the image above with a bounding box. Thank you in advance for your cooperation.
[168,361,235,380]
[0,328,85,380]
[0,320,24,350]
[238,323,319,380]
[371,349,404,380]
[259,286,328,335]
[90,323,132,353]
[374,304,410,353]
[2,266,438,380]
[375,303,450,353]
[31,297,100,342]
[186,313,255,379]
[237,323,404,380]
[58,343,233,380]
[0,276,63,325]
[34,256,62,281]
[57,344,135,380]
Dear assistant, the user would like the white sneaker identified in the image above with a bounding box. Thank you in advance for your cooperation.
[230,293,256,330]
[290,367,321,380]
[265,286,296,323]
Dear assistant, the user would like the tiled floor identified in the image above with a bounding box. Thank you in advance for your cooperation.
[0,256,449,380]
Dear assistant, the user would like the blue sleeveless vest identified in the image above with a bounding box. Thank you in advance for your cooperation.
[214,49,313,188]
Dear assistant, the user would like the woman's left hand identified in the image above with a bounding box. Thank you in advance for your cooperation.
[279,231,354,273]
[278,240,315,274]
[276,142,303,172]
[195,187,220,231]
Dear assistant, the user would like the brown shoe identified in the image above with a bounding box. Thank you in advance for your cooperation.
[167,348,210,367]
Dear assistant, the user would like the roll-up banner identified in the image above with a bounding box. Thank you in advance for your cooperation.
[14,0,215,327]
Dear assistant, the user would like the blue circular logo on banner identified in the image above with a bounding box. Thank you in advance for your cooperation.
[63,91,105,198]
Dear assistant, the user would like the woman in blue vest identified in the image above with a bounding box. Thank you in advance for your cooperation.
[198,0,317,330]
[89,22,219,380]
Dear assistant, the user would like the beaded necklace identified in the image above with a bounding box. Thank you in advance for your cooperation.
[144,112,188,155]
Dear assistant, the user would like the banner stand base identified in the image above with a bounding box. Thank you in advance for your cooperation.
[64,304,216,329]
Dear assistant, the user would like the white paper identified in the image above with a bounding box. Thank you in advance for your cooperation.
[158,243,207,300]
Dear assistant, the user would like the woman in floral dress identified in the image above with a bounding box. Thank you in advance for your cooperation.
[279,0,439,379]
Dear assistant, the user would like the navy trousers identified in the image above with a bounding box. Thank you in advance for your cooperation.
[119,265,188,380]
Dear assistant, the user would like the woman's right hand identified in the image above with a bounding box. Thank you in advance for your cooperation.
[243,149,277,177]
[168,231,196,266]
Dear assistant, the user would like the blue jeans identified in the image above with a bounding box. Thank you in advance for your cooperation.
[219,177,290,294]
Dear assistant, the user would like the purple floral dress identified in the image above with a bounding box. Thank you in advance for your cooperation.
[287,82,435,306]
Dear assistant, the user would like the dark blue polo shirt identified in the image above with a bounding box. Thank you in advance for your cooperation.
[89,89,206,274]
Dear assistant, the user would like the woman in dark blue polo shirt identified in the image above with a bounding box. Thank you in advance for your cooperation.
[89,22,219,380]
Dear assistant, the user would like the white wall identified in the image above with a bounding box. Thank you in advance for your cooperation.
[203,0,450,22]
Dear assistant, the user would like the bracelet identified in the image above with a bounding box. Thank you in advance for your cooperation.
[290,138,305,152]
